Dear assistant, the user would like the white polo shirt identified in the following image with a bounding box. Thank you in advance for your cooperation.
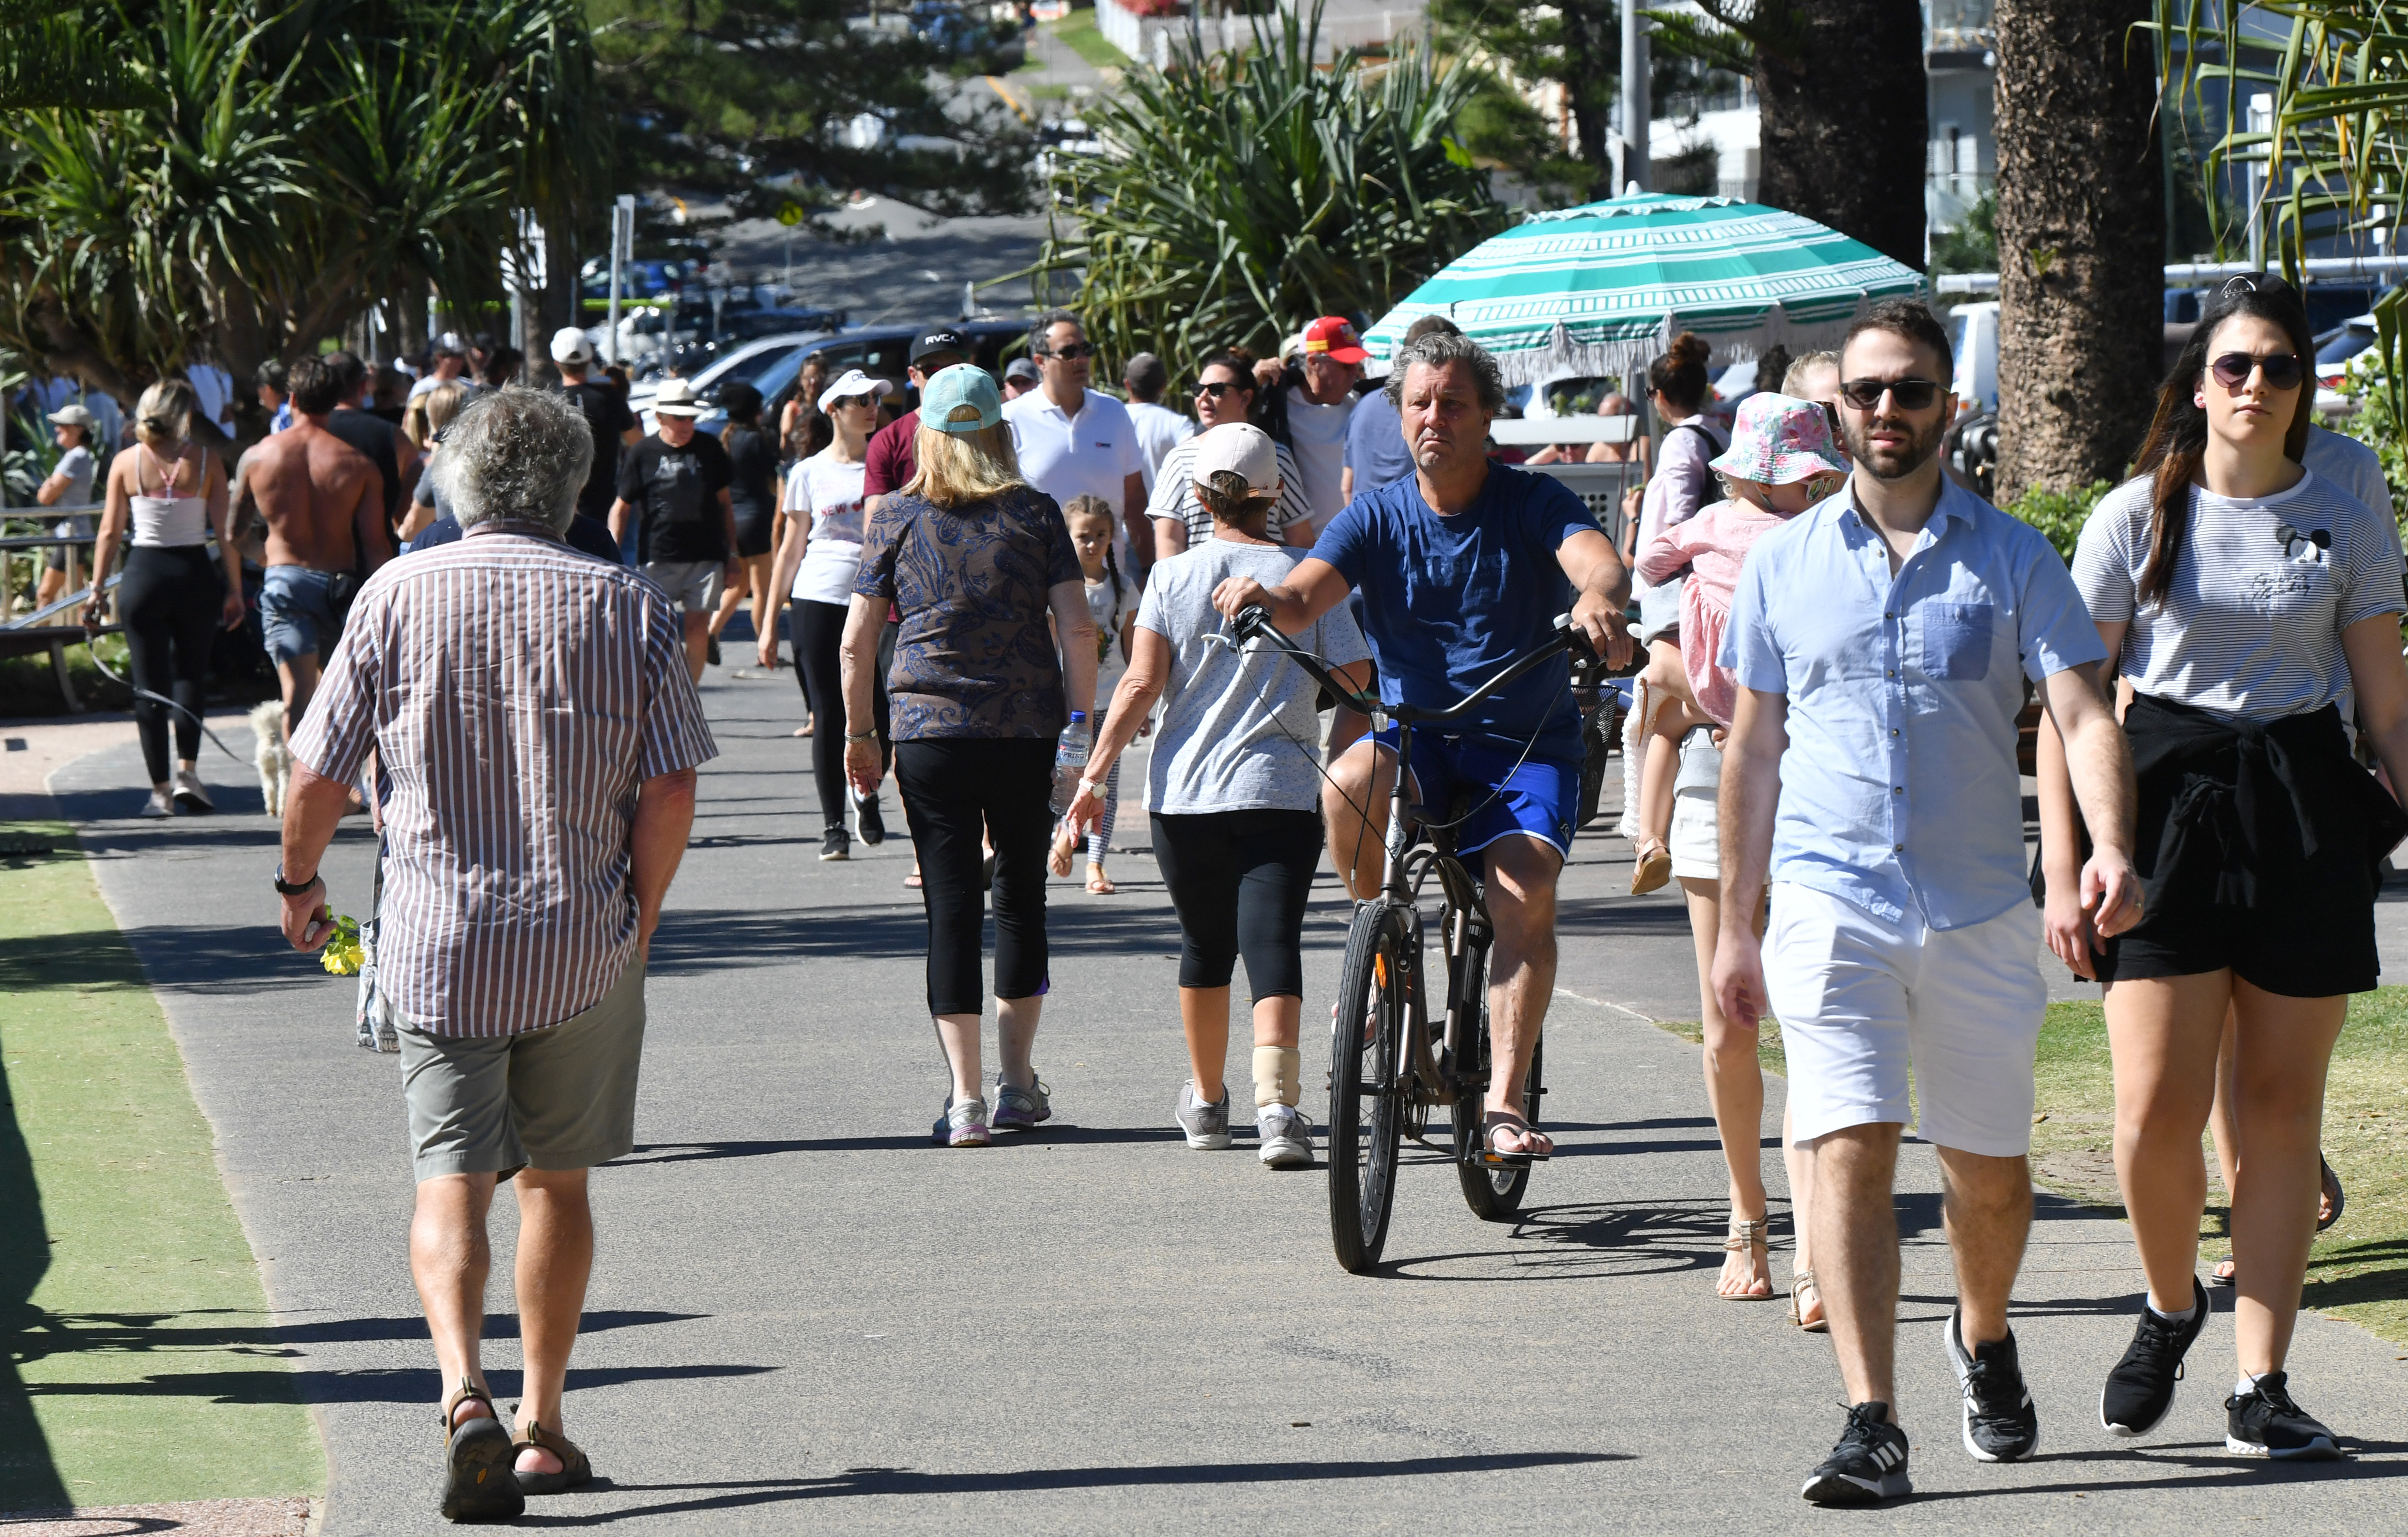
[1004,386,1146,522]
[1124,400,1196,493]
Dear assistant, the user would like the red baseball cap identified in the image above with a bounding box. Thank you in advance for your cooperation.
[1303,315,1368,365]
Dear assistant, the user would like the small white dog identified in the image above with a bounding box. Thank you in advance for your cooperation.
[251,699,291,816]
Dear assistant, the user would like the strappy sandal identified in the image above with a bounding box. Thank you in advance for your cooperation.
[1480,1111,1552,1166]
[511,1415,595,1497]
[1719,1217,1774,1300]
[1086,863,1117,894]
[1631,838,1672,896]
[438,1376,522,1522]
[1789,1268,1828,1331]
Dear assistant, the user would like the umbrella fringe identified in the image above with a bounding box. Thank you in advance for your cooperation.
[1365,295,1894,389]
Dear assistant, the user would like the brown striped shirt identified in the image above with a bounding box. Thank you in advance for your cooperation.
[290,522,718,1037]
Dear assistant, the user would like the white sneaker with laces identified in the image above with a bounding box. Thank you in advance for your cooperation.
[172,768,214,813]
[138,789,176,819]
[1257,1104,1313,1168]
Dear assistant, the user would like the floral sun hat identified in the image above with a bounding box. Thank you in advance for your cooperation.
[1707,391,1850,485]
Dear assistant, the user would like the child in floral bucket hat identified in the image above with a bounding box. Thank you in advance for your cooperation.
[1630,391,1849,1317]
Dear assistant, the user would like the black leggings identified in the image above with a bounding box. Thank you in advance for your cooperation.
[794,599,891,830]
[117,545,221,784]
[894,738,1055,1015]
[1151,809,1323,999]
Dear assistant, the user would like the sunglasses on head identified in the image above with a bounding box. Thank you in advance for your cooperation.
[1042,343,1096,361]
[1837,377,1944,412]
[2208,351,2304,392]
[1194,380,1246,399]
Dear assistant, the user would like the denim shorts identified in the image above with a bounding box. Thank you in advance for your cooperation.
[259,565,345,665]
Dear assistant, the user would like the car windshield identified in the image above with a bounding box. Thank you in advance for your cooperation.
[2317,326,2374,366]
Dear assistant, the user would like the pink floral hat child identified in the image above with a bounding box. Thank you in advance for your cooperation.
[1707,391,1850,486]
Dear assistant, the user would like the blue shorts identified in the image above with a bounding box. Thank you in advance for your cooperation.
[1371,724,1580,861]
[259,565,344,666]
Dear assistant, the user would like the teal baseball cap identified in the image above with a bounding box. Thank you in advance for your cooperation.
[920,363,1001,434]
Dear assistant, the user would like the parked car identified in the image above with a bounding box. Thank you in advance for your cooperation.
[631,330,843,435]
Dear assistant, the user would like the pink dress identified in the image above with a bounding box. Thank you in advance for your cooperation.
[1636,498,1796,727]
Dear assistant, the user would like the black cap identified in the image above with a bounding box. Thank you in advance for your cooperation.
[910,328,971,365]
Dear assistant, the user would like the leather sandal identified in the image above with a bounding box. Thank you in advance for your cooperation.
[1789,1268,1828,1331]
[437,1376,523,1522]
[511,1415,595,1497]
[1719,1217,1774,1300]
[1631,838,1672,896]
[1480,1111,1552,1166]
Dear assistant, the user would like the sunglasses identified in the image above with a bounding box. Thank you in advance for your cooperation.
[1194,380,1247,399]
[829,393,880,410]
[1041,343,1096,361]
[2208,351,2304,392]
[1837,377,1944,412]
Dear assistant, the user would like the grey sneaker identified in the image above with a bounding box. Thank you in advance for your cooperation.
[933,1098,990,1147]
[992,1076,1051,1131]
[171,768,214,813]
[1257,1104,1313,1168]
[138,789,176,819]
[1177,1081,1231,1150]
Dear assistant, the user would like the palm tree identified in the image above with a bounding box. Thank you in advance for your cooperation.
[1993,0,2165,503]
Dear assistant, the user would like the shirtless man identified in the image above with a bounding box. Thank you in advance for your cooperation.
[246,355,390,738]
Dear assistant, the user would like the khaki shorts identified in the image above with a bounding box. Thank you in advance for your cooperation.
[393,958,646,1181]
[640,558,724,613]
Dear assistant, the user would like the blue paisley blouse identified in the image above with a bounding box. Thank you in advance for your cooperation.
[855,484,1083,738]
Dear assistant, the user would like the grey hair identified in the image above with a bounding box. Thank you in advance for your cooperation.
[1031,307,1085,352]
[434,386,592,532]
[1384,331,1506,415]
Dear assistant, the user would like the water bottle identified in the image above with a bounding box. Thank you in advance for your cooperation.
[1050,712,1090,815]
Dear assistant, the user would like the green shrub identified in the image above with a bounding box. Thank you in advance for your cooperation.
[2005,479,2112,565]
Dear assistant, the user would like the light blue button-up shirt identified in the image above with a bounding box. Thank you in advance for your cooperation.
[1720,476,2107,930]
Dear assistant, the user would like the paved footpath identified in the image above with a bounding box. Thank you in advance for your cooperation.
[47,667,2408,1532]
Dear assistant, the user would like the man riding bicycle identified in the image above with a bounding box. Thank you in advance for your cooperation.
[1212,330,1636,1160]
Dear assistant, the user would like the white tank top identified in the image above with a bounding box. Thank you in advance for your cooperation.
[130,446,209,547]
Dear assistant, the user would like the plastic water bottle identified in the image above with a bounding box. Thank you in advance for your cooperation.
[1051,712,1090,815]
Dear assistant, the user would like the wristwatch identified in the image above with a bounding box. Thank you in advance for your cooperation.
[273,865,321,896]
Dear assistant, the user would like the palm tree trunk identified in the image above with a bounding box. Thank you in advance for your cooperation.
[1993,0,2164,504]
[1755,0,1927,272]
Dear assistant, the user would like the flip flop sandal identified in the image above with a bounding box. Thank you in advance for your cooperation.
[1790,1269,1828,1332]
[1719,1218,1774,1300]
[2209,1257,2237,1288]
[2319,1155,2345,1231]
[903,872,924,890]
[1086,865,1117,894]
[510,1416,595,1497]
[1480,1112,1552,1167]
[437,1376,523,1522]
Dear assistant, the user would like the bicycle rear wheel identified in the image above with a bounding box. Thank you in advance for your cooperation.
[1329,899,1411,1274]
[1455,993,1542,1221]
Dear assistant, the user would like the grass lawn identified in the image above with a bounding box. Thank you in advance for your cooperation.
[0,820,322,1513]
[1047,5,1128,71]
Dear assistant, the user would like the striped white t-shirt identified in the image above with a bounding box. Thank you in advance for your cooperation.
[1146,436,1315,546]
[2072,469,2405,720]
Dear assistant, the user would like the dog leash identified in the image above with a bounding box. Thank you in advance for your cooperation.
[79,634,246,765]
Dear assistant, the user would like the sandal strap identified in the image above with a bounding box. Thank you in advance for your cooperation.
[1722,1218,1768,1252]
[513,1415,587,1467]
[440,1375,494,1439]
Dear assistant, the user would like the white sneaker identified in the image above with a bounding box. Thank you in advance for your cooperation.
[1258,1105,1314,1168]
[171,768,214,813]
[1176,1080,1231,1150]
[138,789,176,819]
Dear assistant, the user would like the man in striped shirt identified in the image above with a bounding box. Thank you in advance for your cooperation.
[277,387,717,1521]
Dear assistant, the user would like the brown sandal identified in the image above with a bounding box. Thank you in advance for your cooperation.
[1631,838,1672,895]
[438,1376,522,1521]
[510,1415,594,1497]
[1789,1269,1828,1332]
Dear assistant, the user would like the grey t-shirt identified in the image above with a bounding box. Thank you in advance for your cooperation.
[51,445,96,537]
[1136,538,1370,815]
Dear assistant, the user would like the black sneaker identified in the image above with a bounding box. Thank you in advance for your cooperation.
[707,634,723,666]
[854,791,886,846]
[2101,1277,2208,1437]
[819,827,850,862]
[1943,1308,2040,1461]
[1801,1401,1911,1505]
[2226,1371,2341,1460]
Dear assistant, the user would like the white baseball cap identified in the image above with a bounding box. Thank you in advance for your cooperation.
[818,368,894,414]
[1191,422,1279,497]
[652,378,705,417]
[434,331,467,357]
[550,326,596,366]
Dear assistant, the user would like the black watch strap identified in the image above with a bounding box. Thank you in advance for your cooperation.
[273,866,321,896]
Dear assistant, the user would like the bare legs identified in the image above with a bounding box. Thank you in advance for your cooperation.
[710,552,775,652]
[934,994,1044,1106]
[1180,987,1302,1101]
[1682,874,1773,1298]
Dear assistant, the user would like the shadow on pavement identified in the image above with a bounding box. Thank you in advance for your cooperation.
[29,1362,774,1406]
[8,1308,705,1363]
[0,1043,70,1512]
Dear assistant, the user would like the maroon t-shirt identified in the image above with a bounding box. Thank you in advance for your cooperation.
[863,409,919,499]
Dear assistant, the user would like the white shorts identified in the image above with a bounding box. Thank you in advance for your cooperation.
[641,559,723,613]
[1668,730,1720,881]
[1765,882,2046,1157]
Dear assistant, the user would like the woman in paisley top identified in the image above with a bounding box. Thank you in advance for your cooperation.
[843,365,1099,1147]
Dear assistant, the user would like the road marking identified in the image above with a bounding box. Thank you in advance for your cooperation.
[1552,985,1655,1022]
[985,74,1032,123]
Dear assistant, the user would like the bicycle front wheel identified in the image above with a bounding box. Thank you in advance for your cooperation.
[1329,899,1411,1274]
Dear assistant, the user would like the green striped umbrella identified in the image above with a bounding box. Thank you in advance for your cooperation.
[1365,192,1926,387]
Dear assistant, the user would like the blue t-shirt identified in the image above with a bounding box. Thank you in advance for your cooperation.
[1342,388,1414,496]
[1311,463,1601,758]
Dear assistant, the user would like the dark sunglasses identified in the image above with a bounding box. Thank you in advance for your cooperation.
[2208,351,2304,392]
[1194,380,1247,399]
[1838,377,1944,412]
[1041,343,1096,361]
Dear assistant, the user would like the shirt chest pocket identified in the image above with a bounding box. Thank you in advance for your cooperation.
[1919,601,1995,681]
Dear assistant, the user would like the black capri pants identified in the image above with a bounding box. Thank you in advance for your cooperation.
[117,545,221,784]
[793,599,890,830]
[1151,809,1324,1000]
[894,738,1055,1016]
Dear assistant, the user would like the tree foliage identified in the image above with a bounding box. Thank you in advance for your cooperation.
[0,1,140,109]
[1031,8,1508,382]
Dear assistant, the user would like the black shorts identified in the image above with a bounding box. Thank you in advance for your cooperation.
[733,509,775,558]
[2097,899,2378,998]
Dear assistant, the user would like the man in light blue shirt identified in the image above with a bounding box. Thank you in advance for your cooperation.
[1712,301,2139,1503]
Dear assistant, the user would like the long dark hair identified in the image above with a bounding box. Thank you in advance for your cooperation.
[2131,274,2315,606]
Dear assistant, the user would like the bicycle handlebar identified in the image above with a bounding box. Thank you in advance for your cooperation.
[1227,607,1595,728]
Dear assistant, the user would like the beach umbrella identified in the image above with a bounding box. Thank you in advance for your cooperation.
[1363,191,1927,388]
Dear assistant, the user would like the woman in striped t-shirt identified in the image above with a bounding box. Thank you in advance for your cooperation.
[2038,274,2408,1460]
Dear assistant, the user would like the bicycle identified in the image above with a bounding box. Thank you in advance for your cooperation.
[1225,606,1596,1274]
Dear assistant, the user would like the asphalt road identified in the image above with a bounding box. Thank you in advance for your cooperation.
[49,664,2408,1532]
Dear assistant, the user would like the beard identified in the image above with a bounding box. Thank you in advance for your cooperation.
[1841,407,1947,481]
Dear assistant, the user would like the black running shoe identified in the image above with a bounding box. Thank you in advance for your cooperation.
[819,827,850,862]
[1801,1401,1911,1505]
[707,635,723,666]
[2101,1277,2208,1437]
[1943,1308,2040,1461]
[855,791,886,846]
[2226,1371,2341,1460]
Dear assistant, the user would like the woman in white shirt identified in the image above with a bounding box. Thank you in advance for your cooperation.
[766,369,892,861]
